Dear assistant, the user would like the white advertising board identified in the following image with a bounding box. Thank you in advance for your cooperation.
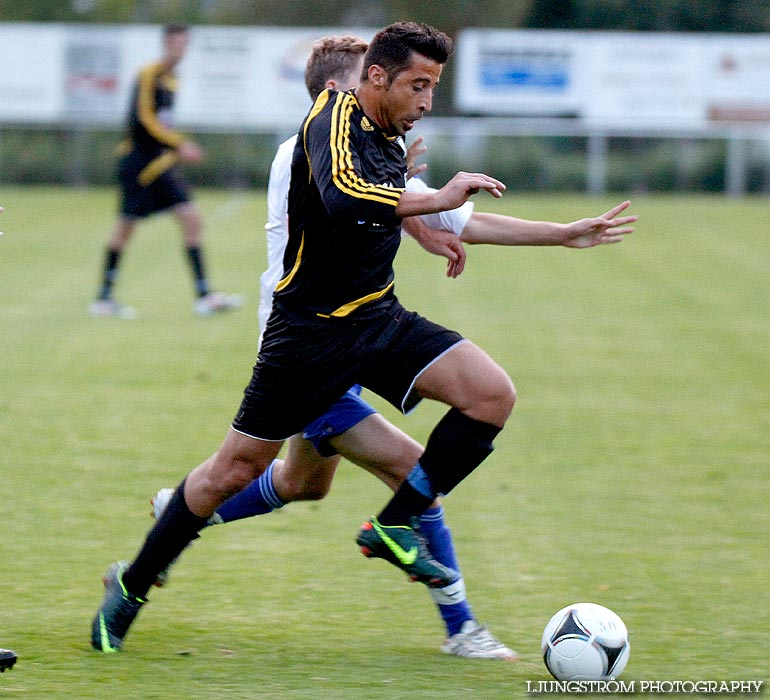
[4,24,770,131]
[0,24,65,122]
[455,29,770,129]
[704,35,770,122]
[454,29,585,116]
[0,23,373,130]
[580,32,705,128]
[177,27,373,130]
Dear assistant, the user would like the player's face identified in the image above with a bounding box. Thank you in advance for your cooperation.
[382,52,442,136]
[164,31,190,67]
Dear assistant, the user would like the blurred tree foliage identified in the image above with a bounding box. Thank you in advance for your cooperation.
[1,0,769,32]
[525,0,770,32]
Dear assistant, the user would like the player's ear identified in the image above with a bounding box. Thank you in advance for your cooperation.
[367,64,388,88]
[325,79,338,91]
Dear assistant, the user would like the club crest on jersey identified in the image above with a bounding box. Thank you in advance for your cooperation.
[361,116,374,131]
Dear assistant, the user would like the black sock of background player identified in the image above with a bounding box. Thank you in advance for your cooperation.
[97,247,121,300]
[185,245,209,298]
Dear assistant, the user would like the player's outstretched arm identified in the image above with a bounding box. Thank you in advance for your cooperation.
[396,171,506,218]
[561,200,636,249]
[459,200,636,248]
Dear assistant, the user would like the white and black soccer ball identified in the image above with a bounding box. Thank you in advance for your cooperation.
[541,603,630,681]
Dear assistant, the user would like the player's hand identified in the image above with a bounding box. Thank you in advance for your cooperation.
[403,217,466,278]
[563,200,637,249]
[406,136,428,180]
[435,171,506,211]
[178,140,204,164]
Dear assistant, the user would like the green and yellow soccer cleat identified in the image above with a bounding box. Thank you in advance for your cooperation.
[356,516,458,588]
[90,561,147,653]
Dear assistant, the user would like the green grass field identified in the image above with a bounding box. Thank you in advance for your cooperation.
[0,186,768,699]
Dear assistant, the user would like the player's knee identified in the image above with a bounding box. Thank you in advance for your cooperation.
[214,455,269,500]
[280,476,331,502]
[474,372,516,426]
[302,481,331,501]
[491,375,516,421]
[501,375,517,413]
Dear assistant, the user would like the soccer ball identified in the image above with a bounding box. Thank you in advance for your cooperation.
[541,603,630,681]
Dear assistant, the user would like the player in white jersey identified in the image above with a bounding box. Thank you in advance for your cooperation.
[152,35,635,660]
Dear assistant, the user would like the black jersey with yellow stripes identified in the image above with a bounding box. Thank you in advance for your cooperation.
[124,61,185,154]
[275,89,407,320]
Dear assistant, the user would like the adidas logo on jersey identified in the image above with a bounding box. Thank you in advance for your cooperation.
[361,116,374,131]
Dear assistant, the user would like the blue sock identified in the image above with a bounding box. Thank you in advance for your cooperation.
[213,461,285,524]
[419,505,474,636]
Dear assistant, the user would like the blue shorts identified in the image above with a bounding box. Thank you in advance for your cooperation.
[302,385,377,457]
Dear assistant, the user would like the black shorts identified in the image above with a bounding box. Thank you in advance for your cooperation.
[232,301,465,441]
[118,149,190,219]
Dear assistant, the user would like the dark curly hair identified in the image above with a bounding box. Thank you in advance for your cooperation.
[362,22,453,83]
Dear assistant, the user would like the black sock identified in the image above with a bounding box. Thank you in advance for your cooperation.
[98,248,121,300]
[419,408,501,496]
[185,245,209,297]
[376,480,434,526]
[377,408,502,526]
[122,479,208,599]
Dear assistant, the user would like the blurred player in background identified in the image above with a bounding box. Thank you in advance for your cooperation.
[90,23,242,319]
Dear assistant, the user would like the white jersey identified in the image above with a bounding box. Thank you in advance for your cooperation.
[258,135,295,340]
[258,134,475,341]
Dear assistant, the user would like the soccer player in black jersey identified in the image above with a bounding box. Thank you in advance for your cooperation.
[91,21,517,653]
[90,24,241,318]
[144,36,633,659]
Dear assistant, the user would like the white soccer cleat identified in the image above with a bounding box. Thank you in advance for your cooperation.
[152,487,222,526]
[150,488,176,587]
[194,291,244,316]
[440,620,519,661]
[89,299,136,320]
[150,487,221,587]
[151,488,174,521]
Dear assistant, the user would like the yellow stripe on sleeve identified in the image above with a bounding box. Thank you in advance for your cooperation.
[137,151,179,186]
[137,63,184,149]
[303,90,331,180]
[329,93,403,206]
